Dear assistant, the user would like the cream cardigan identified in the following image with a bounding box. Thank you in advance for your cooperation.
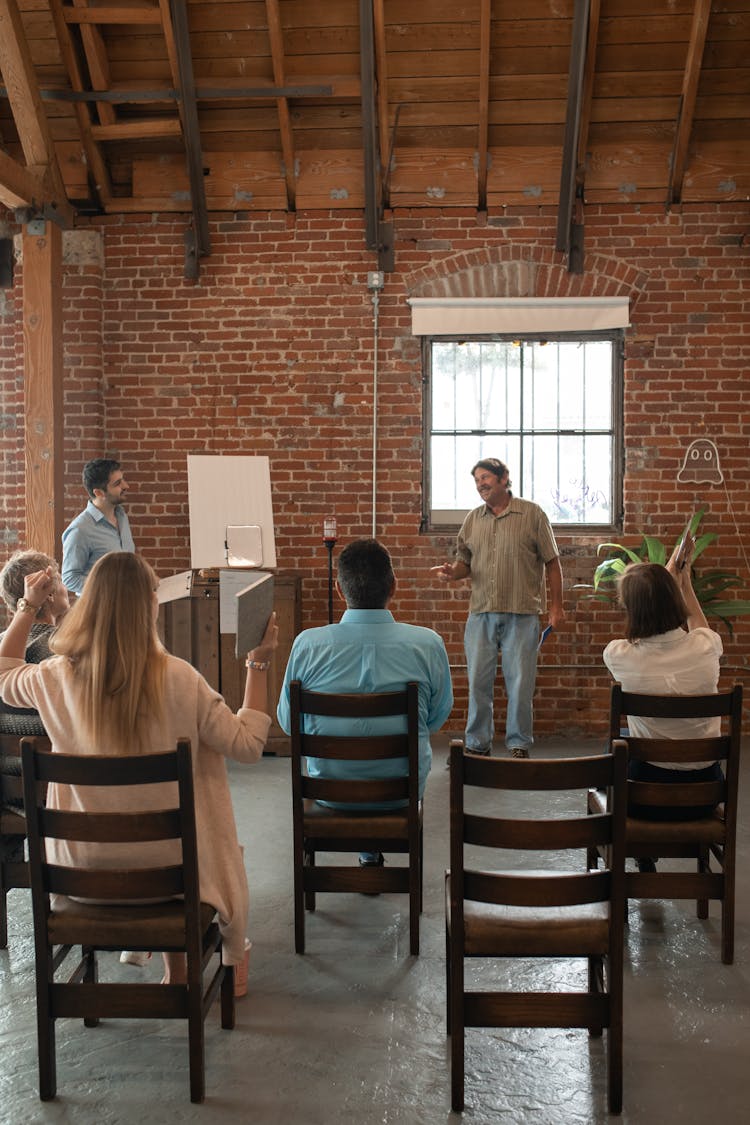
[0,652,271,964]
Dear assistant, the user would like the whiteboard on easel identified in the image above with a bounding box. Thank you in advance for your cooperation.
[187,455,277,570]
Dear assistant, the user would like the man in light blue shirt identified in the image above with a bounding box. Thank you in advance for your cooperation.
[61,459,136,594]
[277,539,453,866]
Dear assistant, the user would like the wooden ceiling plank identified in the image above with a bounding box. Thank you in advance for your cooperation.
[47,0,113,202]
[0,0,73,219]
[91,116,182,140]
[476,0,490,212]
[266,0,297,210]
[64,5,164,26]
[667,0,712,206]
[556,0,590,256]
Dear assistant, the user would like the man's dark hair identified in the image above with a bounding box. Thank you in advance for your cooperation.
[337,538,395,609]
[471,457,508,480]
[82,458,121,498]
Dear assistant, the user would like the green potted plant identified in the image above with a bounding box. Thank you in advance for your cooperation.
[577,509,750,634]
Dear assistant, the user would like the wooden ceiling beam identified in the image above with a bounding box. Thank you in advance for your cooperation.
[372,0,390,206]
[0,0,74,223]
[165,0,210,264]
[477,0,491,213]
[359,0,379,250]
[0,148,50,209]
[72,0,117,127]
[48,0,113,204]
[575,0,600,190]
[556,0,590,261]
[266,0,296,211]
[667,0,711,207]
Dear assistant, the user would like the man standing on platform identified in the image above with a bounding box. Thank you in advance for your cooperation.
[61,458,135,595]
[431,457,565,759]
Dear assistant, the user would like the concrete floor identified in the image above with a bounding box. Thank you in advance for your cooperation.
[1,735,748,1124]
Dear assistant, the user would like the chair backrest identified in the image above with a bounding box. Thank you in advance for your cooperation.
[450,744,627,917]
[21,738,201,933]
[609,683,743,816]
[289,680,420,812]
[1,732,51,817]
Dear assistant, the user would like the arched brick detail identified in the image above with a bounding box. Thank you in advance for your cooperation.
[404,247,649,311]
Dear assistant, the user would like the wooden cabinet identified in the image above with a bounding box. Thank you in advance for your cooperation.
[157,570,302,755]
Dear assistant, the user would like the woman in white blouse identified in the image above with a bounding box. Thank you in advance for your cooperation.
[603,539,723,842]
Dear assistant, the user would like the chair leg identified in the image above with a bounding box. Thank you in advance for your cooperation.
[187,976,206,1103]
[450,999,465,1112]
[221,963,235,1030]
[409,848,420,956]
[304,847,316,913]
[697,849,709,919]
[721,867,735,966]
[445,924,451,1035]
[0,884,7,949]
[82,947,99,1028]
[588,956,603,1037]
[37,949,57,1100]
[294,853,306,955]
[608,955,624,1115]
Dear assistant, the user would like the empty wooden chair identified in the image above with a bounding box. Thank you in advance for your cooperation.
[21,737,234,1103]
[290,679,422,954]
[1,732,50,947]
[588,682,743,964]
[446,740,627,1114]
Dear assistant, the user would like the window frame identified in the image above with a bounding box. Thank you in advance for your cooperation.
[420,329,624,534]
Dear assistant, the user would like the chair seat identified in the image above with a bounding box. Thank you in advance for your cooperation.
[47,896,217,948]
[589,789,726,845]
[446,872,611,957]
[302,798,421,840]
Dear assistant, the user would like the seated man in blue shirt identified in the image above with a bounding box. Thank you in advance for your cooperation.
[61,459,136,595]
[277,538,453,867]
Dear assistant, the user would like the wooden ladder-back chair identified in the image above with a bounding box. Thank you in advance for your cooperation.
[290,679,422,955]
[1,732,50,947]
[588,682,743,965]
[21,737,234,1103]
[446,740,627,1115]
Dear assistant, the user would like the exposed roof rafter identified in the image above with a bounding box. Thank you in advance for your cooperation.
[667,0,712,207]
[0,0,74,224]
[556,0,591,265]
[266,0,297,212]
[476,0,491,213]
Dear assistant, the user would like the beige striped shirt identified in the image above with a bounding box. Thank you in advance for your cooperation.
[455,498,559,615]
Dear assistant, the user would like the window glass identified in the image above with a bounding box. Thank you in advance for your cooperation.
[424,334,621,529]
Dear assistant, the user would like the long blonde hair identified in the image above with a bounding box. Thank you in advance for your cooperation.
[50,552,166,754]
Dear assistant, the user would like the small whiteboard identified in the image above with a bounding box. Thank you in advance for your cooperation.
[187,455,277,570]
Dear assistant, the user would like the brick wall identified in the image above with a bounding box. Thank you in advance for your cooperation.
[1,204,749,740]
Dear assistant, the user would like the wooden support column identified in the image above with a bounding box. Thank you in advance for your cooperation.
[22,221,64,559]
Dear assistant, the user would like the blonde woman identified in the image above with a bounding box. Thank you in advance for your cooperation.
[0,551,277,983]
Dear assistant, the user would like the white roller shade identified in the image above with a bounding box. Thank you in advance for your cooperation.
[408,297,630,335]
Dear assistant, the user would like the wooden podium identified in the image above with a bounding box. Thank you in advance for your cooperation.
[157,570,302,755]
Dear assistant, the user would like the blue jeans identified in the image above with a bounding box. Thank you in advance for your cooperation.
[464,612,540,753]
